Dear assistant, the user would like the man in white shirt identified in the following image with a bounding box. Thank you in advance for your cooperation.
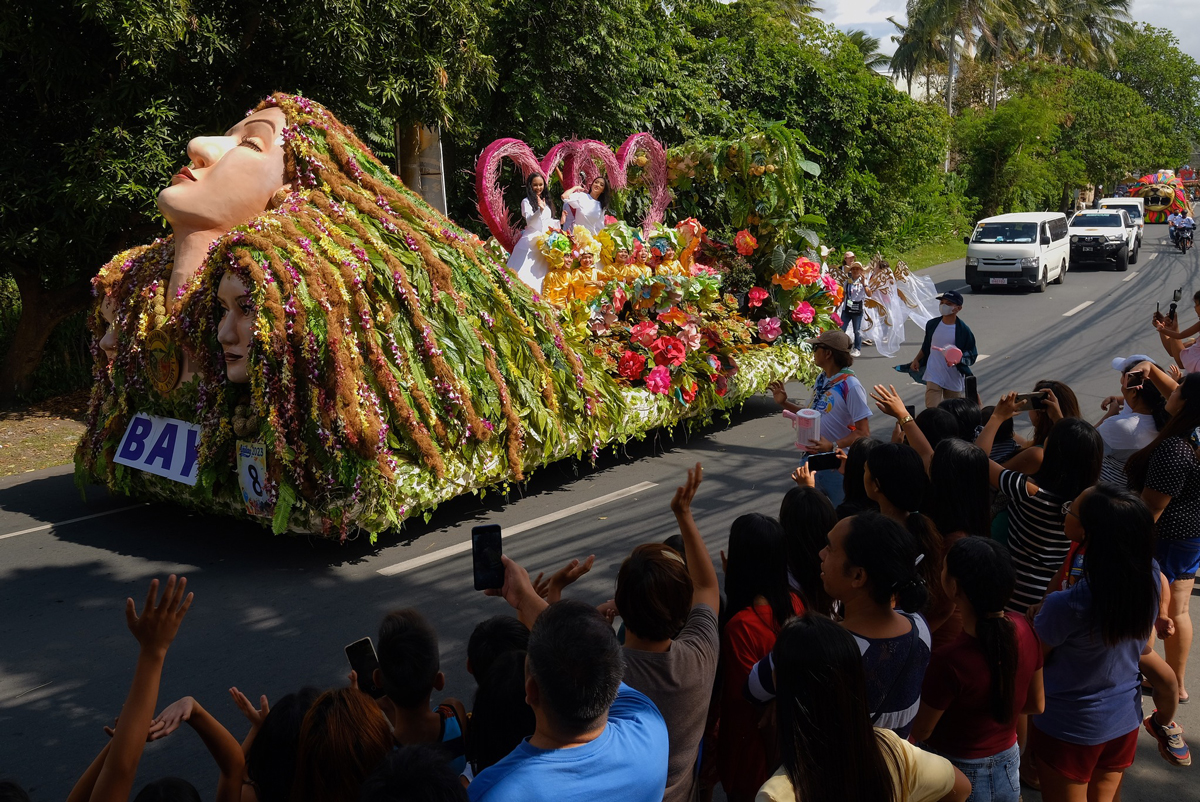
[908,291,978,409]
[1168,211,1182,244]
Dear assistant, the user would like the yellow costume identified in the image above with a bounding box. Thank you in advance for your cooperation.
[597,222,652,284]
[539,225,604,306]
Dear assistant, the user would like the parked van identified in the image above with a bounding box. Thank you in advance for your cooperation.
[1098,197,1145,246]
[964,212,1070,293]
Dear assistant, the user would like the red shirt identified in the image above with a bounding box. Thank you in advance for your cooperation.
[920,613,1043,759]
[717,595,804,799]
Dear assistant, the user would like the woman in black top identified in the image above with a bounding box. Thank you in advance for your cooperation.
[1127,369,1200,702]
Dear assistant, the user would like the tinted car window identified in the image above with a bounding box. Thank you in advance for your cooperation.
[1071,214,1124,228]
[1050,218,1068,240]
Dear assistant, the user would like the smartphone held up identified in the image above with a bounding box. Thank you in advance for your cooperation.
[344,637,387,699]
[472,524,505,591]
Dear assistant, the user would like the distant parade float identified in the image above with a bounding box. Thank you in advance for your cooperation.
[1125,169,1193,222]
[77,94,840,540]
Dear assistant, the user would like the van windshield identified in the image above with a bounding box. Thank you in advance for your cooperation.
[972,222,1038,243]
[1103,204,1142,221]
[1073,214,1124,228]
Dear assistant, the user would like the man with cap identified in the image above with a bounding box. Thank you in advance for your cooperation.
[907,290,978,409]
[770,330,871,506]
[840,261,869,356]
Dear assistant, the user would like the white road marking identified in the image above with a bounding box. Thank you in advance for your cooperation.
[1062,301,1094,317]
[952,285,970,293]
[376,482,659,576]
[975,354,990,363]
[0,504,148,541]
[1122,271,1139,282]
[1146,253,1158,261]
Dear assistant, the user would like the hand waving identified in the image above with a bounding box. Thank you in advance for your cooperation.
[768,381,789,407]
[534,556,596,603]
[791,463,816,488]
[126,575,193,657]
[229,687,270,730]
[870,384,908,420]
[149,696,195,741]
[671,463,703,517]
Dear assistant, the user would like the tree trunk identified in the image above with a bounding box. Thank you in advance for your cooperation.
[397,122,423,193]
[0,267,93,403]
[991,63,1000,111]
[946,29,956,117]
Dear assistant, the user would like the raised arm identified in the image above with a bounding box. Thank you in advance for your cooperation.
[670,463,720,612]
[87,576,193,802]
[485,555,549,630]
[151,697,245,802]
[975,392,1024,489]
[871,384,931,469]
[1136,359,1179,398]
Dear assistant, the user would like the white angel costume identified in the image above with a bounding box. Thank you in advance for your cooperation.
[507,197,558,292]
[863,264,939,357]
[563,191,606,234]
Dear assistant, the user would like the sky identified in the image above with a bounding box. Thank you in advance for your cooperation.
[816,0,1200,62]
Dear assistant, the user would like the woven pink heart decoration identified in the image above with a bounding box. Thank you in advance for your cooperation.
[475,135,671,251]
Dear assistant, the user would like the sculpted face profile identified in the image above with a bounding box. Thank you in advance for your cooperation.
[216,272,254,383]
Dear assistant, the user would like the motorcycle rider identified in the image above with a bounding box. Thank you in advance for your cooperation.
[1179,210,1196,251]
[1168,209,1182,245]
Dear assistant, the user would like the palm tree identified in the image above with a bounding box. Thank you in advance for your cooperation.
[888,10,946,98]
[976,15,1025,109]
[1026,0,1132,68]
[846,29,891,71]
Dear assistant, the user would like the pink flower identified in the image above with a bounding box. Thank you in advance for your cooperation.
[791,302,815,324]
[612,286,628,310]
[821,273,839,294]
[650,335,687,367]
[748,286,768,308]
[757,317,782,342]
[831,311,843,327]
[646,365,672,394]
[630,321,659,347]
[679,323,701,352]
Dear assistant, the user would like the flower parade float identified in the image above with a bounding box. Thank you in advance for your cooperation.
[1127,169,1193,223]
[76,94,838,540]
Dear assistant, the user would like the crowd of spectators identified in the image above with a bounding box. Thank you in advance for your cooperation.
[7,302,1200,802]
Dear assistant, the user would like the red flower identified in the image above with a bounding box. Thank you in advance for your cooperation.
[681,381,698,403]
[734,229,758,256]
[618,350,647,381]
[715,373,729,396]
[748,286,768,308]
[794,258,821,285]
[649,335,687,367]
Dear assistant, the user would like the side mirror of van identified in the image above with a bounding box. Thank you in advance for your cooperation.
[963,235,970,245]
[1040,233,1051,246]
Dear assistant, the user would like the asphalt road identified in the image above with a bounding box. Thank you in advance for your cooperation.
[1,224,1197,801]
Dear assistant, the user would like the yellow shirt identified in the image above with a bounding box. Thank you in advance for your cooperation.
[755,728,956,802]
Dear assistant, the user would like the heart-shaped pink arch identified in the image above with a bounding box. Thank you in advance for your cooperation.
[475,135,672,252]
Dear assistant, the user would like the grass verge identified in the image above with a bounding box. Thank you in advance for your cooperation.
[882,238,967,272]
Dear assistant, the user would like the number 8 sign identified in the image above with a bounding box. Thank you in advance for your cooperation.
[237,441,271,517]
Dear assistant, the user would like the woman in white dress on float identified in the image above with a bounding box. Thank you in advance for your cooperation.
[561,175,611,235]
[507,172,559,292]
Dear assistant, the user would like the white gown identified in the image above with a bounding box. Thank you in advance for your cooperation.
[564,191,606,234]
[507,198,557,292]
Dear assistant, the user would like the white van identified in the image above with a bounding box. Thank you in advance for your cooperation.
[964,212,1070,293]
[1098,197,1145,246]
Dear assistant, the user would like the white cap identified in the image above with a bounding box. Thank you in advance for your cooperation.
[1111,355,1154,372]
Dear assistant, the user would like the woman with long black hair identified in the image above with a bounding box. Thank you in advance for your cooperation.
[561,175,611,234]
[757,615,970,802]
[779,482,837,617]
[716,513,803,802]
[910,538,1045,802]
[976,395,1103,614]
[926,439,991,540]
[506,172,558,292]
[1030,484,1161,801]
[1095,356,1169,485]
[864,444,951,636]
[1126,368,1200,703]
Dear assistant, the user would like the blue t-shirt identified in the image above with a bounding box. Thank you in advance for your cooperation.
[467,683,668,802]
[1033,563,1160,745]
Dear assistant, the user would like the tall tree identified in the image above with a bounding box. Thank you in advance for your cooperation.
[1101,24,1200,148]
[1026,0,1132,68]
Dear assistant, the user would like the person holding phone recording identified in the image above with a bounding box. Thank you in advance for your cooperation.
[1094,356,1168,486]
[770,330,871,508]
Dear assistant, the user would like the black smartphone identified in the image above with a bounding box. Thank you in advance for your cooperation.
[904,404,916,418]
[964,375,979,405]
[1126,370,1145,390]
[472,524,505,591]
[805,451,841,472]
[344,637,386,699]
[1015,391,1048,410]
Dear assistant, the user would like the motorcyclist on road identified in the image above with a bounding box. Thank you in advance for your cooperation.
[1168,210,1182,244]
[1178,212,1196,252]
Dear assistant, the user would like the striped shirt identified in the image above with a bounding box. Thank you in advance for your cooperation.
[1001,470,1069,614]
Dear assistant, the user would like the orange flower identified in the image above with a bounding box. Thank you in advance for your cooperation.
[794,258,821,285]
[658,306,690,327]
[772,269,802,291]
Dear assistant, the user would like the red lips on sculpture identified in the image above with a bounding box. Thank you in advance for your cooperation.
[475,134,671,252]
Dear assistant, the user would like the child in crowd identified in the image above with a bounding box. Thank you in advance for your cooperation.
[375,609,469,773]
[292,689,393,802]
